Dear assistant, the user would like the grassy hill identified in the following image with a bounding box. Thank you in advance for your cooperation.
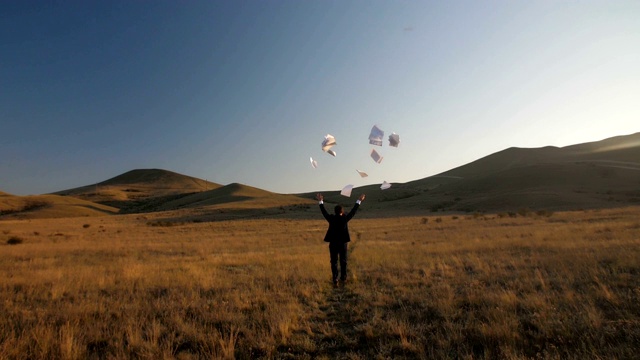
[11,132,638,219]
[54,169,222,209]
[303,132,640,215]
[143,183,317,222]
[369,132,640,213]
[0,194,118,219]
[158,183,314,210]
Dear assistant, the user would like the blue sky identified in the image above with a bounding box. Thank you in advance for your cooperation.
[2,1,639,195]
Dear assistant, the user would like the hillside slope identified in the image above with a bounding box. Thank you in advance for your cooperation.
[24,132,640,217]
[0,194,118,220]
[157,183,315,211]
[55,169,222,207]
[386,132,640,212]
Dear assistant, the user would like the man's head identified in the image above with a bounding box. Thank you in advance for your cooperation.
[334,205,344,216]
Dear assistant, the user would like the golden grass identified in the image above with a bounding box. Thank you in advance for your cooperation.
[0,195,118,220]
[0,207,638,359]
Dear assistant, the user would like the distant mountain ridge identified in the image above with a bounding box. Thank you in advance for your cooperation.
[384,132,640,212]
[3,132,639,220]
[97,169,217,188]
[53,168,222,206]
[441,132,640,179]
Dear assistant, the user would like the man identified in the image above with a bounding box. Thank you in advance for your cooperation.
[316,192,366,287]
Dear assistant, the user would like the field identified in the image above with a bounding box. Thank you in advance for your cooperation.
[0,206,638,359]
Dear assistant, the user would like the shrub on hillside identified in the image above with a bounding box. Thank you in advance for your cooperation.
[22,200,49,211]
[0,209,18,216]
[536,210,554,217]
[0,201,49,216]
[7,236,23,245]
[147,221,183,227]
[430,201,455,212]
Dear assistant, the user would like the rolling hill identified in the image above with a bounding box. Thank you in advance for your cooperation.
[158,183,315,210]
[5,132,638,220]
[124,182,316,214]
[362,132,640,213]
[0,194,118,219]
[54,169,222,208]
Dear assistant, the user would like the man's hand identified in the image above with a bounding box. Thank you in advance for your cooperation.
[316,193,323,202]
[358,194,366,202]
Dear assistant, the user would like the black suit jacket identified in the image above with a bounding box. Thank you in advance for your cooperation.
[319,202,360,244]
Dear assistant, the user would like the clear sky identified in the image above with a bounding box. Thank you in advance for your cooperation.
[2,1,639,196]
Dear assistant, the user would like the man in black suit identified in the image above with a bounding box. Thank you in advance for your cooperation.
[316,192,366,287]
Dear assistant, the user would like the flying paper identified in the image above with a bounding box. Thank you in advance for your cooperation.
[322,134,337,152]
[356,169,368,178]
[388,132,400,147]
[370,149,383,164]
[380,181,391,190]
[310,157,318,168]
[340,184,354,197]
[368,125,384,146]
[327,149,337,157]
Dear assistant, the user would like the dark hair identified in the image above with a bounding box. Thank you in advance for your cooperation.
[334,205,343,215]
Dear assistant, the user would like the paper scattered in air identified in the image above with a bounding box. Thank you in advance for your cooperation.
[340,184,354,197]
[327,149,337,157]
[356,169,368,178]
[388,132,400,147]
[380,181,391,190]
[322,134,337,152]
[310,157,318,168]
[368,125,384,146]
[370,149,383,164]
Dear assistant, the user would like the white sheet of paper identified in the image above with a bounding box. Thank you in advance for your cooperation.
[327,149,337,157]
[322,134,337,152]
[340,184,354,197]
[380,181,391,190]
[370,148,383,164]
[356,169,368,177]
[369,125,384,146]
[310,157,318,168]
[388,132,400,147]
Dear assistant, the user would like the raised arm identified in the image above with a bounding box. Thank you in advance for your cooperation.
[345,194,365,221]
[317,193,331,221]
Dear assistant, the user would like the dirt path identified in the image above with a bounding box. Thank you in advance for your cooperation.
[275,242,367,359]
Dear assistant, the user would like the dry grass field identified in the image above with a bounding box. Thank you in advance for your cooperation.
[0,206,638,359]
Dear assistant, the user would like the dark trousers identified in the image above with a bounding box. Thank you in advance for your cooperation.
[329,242,348,282]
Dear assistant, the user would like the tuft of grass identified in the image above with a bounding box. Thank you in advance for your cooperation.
[6,236,24,245]
[535,209,554,217]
